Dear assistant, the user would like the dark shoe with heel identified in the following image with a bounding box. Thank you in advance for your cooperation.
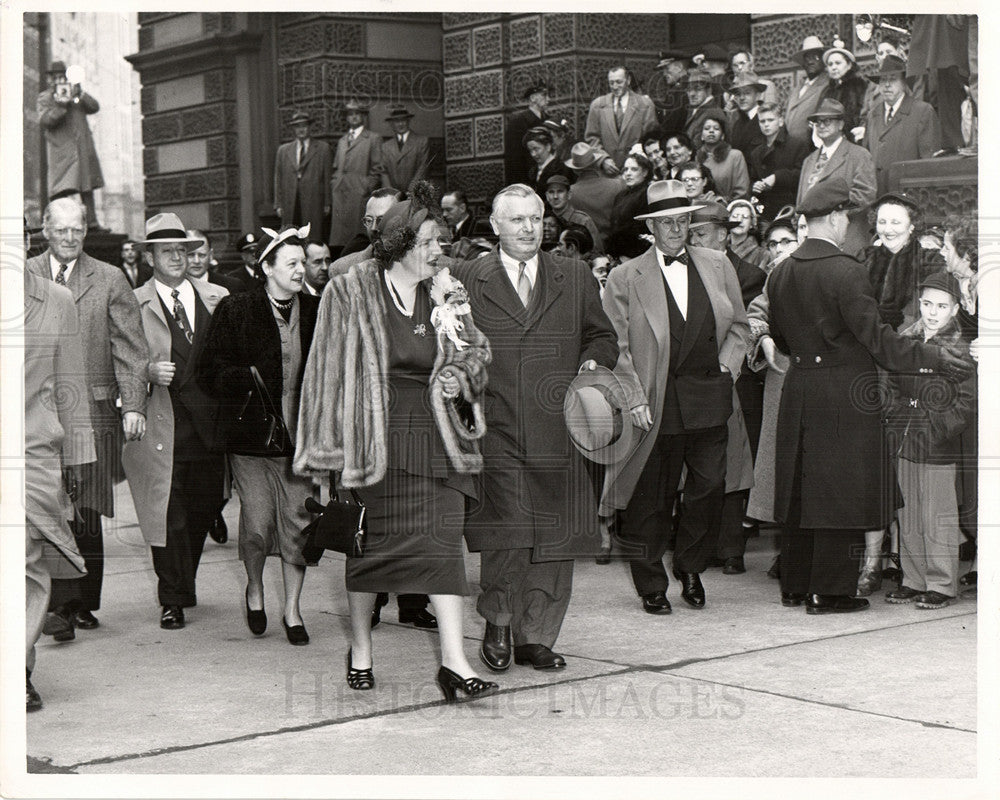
[480,622,512,672]
[915,590,953,609]
[595,545,612,565]
[346,649,375,690]
[437,666,499,703]
[209,513,228,544]
[371,592,389,629]
[245,589,267,635]
[282,617,309,645]
[781,592,807,607]
[641,591,672,615]
[27,670,42,712]
[885,586,921,604]
[73,609,99,629]
[722,556,746,575]
[43,608,75,641]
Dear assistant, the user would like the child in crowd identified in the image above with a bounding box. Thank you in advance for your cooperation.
[884,272,976,609]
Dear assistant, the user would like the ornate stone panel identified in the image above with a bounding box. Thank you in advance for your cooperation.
[543,14,574,55]
[442,14,502,31]
[752,14,841,70]
[445,119,475,160]
[277,19,365,62]
[203,68,236,103]
[508,16,541,63]
[473,24,503,69]
[143,113,183,146]
[446,161,505,201]
[575,13,669,52]
[443,31,472,74]
[475,114,504,157]
[444,70,503,117]
[209,199,240,231]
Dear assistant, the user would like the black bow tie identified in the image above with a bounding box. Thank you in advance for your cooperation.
[663,251,689,268]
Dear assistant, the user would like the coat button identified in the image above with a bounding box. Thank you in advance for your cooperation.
[157,414,164,420]
[794,356,801,363]
[156,443,163,451]
[815,355,822,363]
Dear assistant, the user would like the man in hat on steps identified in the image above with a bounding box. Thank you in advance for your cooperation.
[763,177,973,615]
[600,181,750,615]
[274,110,332,244]
[381,106,430,194]
[330,99,384,254]
[682,68,724,149]
[38,60,104,228]
[862,55,942,196]
[545,174,604,255]
[563,142,625,241]
[228,233,263,293]
[121,214,228,631]
[727,72,768,165]
[505,82,550,185]
[651,49,692,134]
[27,197,149,639]
[785,36,830,142]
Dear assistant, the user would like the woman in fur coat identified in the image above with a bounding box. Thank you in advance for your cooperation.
[294,183,498,703]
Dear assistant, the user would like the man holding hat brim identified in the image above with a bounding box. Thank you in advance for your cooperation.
[564,367,636,466]
[122,213,229,631]
[545,173,605,255]
[600,180,750,614]
[381,106,430,194]
[505,82,550,185]
[784,36,830,142]
[862,55,942,195]
[562,142,625,241]
[682,68,724,148]
[795,98,877,258]
[274,110,332,244]
[761,176,973,615]
[330,99,384,251]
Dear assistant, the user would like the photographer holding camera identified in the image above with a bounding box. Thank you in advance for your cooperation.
[37,60,104,228]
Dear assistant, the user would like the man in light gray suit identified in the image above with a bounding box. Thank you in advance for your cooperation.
[784,36,830,142]
[27,197,149,637]
[585,66,657,170]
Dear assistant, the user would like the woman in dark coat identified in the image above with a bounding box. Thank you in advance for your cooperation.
[294,184,497,702]
[606,151,653,260]
[817,43,869,138]
[200,226,320,645]
[524,127,574,198]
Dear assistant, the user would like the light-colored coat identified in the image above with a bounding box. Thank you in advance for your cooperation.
[585,90,658,169]
[120,279,227,546]
[329,128,384,247]
[381,132,430,193]
[600,245,750,514]
[37,90,104,195]
[274,137,332,238]
[784,73,830,141]
[24,271,95,575]
[26,251,149,516]
[863,93,941,195]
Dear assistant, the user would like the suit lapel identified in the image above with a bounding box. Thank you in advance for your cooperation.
[478,253,529,325]
[634,250,669,356]
[68,253,95,304]
[525,252,564,330]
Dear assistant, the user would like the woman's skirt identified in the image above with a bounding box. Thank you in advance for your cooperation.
[231,454,314,566]
[346,468,469,595]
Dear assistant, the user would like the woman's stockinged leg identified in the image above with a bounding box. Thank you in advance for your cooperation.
[244,552,266,610]
[281,560,306,626]
[347,591,377,668]
[430,594,479,679]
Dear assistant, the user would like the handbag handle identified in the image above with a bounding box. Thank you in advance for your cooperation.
[249,365,281,419]
[329,470,365,507]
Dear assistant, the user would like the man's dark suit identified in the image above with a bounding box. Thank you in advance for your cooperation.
[728,109,766,167]
[117,261,153,289]
[749,129,812,221]
[505,107,546,185]
[206,270,243,295]
[450,250,617,649]
[863,93,942,195]
[381,131,430,193]
[274,137,332,242]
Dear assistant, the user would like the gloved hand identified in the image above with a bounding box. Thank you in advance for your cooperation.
[937,348,975,382]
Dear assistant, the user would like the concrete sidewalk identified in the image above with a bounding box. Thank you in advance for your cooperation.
[24,485,977,781]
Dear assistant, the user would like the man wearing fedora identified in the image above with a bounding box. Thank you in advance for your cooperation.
[585,65,658,170]
[545,174,604,255]
[863,55,942,196]
[381,106,430,194]
[784,36,831,142]
[449,183,618,671]
[682,68,724,149]
[505,82,550,185]
[274,111,332,244]
[563,142,625,241]
[600,181,749,614]
[121,214,228,630]
[651,50,691,134]
[727,73,768,165]
[330,99,384,253]
[762,178,972,614]
[729,49,779,107]
[38,60,104,228]
[27,197,149,637]
[796,98,877,258]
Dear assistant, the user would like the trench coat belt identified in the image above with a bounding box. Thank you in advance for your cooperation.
[789,351,845,368]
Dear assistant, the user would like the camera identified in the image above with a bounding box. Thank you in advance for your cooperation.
[54,82,71,101]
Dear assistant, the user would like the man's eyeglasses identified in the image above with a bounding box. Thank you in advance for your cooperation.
[679,177,703,184]
[767,238,796,249]
[362,215,383,228]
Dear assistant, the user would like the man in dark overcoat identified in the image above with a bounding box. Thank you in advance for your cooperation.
[505,83,549,186]
[274,110,332,243]
[762,179,972,614]
[450,184,618,671]
[27,197,148,635]
[749,103,811,221]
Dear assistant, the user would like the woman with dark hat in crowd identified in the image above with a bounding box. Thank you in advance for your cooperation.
[199,224,320,645]
[523,126,573,198]
[293,182,497,703]
[606,149,653,260]
[696,109,749,201]
[817,40,868,139]
[542,118,572,163]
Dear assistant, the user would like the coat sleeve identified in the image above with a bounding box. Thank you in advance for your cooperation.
[367,136,384,189]
[773,137,810,190]
[78,92,100,114]
[917,103,943,158]
[584,99,603,150]
[718,257,750,378]
[106,271,150,415]
[197,295,254,403]
[38,91,68,129]
[601,267,648,410]
[728,150,750,200]
[54,296,97,467]
[577,261,619,371]
[411,136,431,189]
[847,147,878,209]
[638,96,657,140]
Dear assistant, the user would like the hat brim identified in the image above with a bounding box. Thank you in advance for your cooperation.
[565,156,600,170]
[138,237,204,252]
[564,368,638,465]
[823,48,856,65]
[867,69,906,84]
[386,112,415,120]
[635,203,704,220]
[807,112,844,122]
[791,48,824,67]
[689,218,740,230]
[730,82,767,94]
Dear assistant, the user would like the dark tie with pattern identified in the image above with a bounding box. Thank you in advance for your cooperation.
[55,263,68,286]
[516,262,531,307]
[807,150,829,189]
[171,289,194,344]
[614,97,624,133]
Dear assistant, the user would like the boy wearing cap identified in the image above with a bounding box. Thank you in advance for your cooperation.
[883,272,974,609]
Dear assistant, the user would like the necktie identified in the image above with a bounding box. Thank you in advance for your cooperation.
[885,106,895,126]
[296,141,302,169]
[807,150,829,188]
[614,97,624,132]
[171,289,194,344]
[664,251,689,268]
[397,135,405,151]
[516,262,532,307]
[55,263,68,286]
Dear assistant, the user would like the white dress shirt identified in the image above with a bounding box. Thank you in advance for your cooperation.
[499,250,538,294]
[656,247,688,320]
[884,95,904,124]
[49,254,78,283]
[818,136,844,161]
[154,278,196,334]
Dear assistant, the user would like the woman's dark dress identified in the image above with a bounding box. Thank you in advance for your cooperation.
[345,277,474,595]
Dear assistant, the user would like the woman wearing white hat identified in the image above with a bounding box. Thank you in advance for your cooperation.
[816,40,868,139]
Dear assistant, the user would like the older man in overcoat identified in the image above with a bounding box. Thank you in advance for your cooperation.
[274,110,332,243]
[784,36,830,142]
[600,182,749,614]
[450,184,618,671]
[329,100,384,251]
[585,65,658,170]
[121,214,228,630]
[27,197,148,635]
[763,179,972,614]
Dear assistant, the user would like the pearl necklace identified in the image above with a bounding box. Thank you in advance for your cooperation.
[266,290,294,311]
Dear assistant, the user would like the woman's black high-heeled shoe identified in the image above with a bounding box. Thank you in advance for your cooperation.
[282,616,309,645]
[245,589,267,636]
[436,666,499,703]
[347,649,374,691]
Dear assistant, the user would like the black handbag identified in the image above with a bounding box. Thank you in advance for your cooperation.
[301,473,367,562]
[230,366,292,456]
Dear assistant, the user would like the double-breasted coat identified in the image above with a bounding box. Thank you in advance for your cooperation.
[120,279,227,547]
[584,90,658,169]
[26,251,149,516]
[329,128,384,248]
[37,90,104,196]
[274,137,332,239]
[24,271,95,575]
[863,93,942,196]
[599,246,751,515]
[749,128,812,220]
[784,73,830,142]
[766,238,946,529]
[449,251,618,560]
[381,132,430,193]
